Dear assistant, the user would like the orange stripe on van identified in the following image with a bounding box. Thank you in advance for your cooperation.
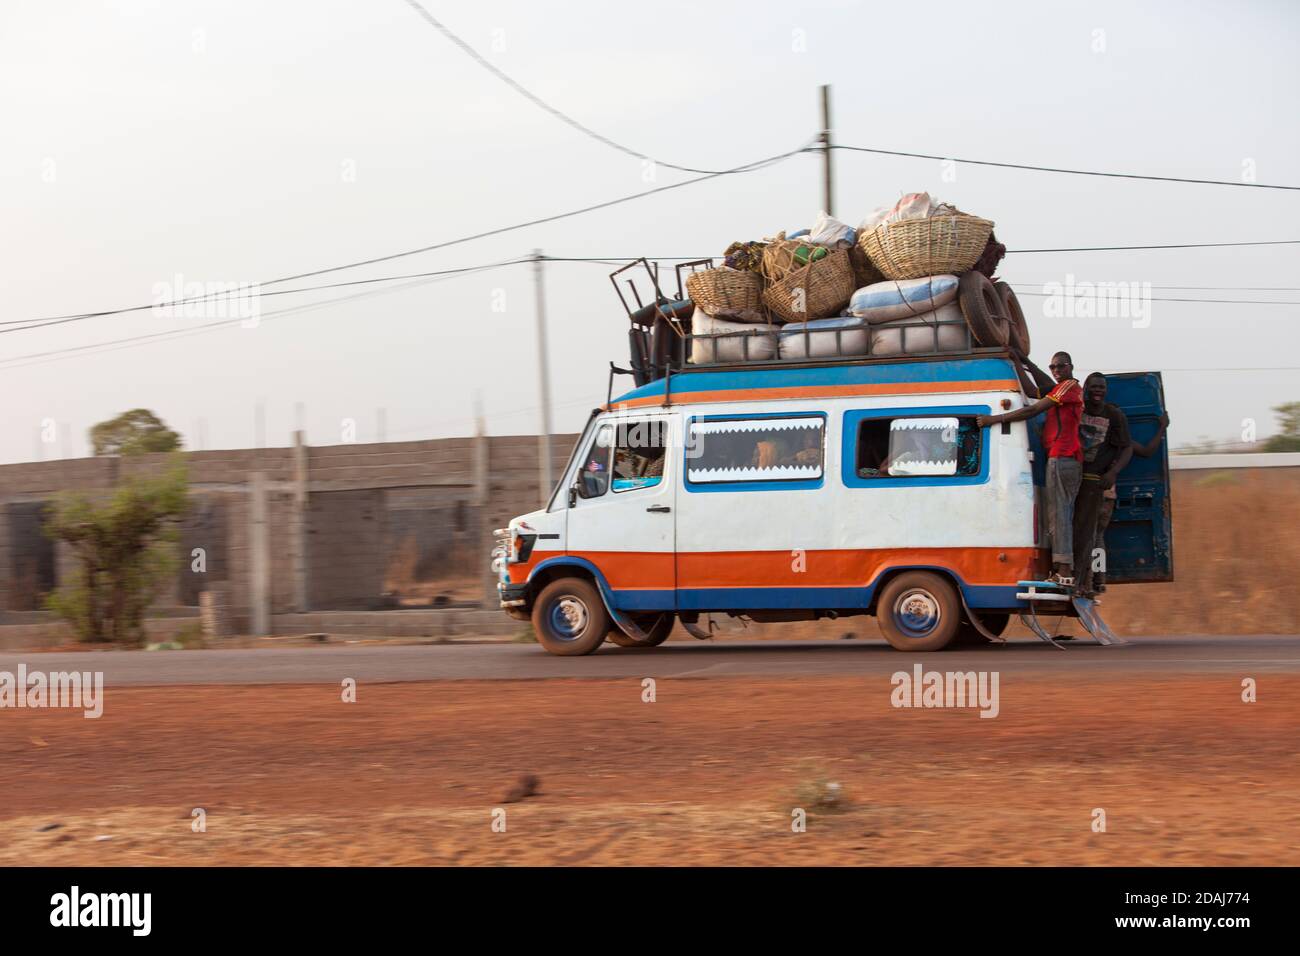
[570,551,677,590]
[606,379,1019,411]
[514,548,1043,589]
[673,547,1040,588]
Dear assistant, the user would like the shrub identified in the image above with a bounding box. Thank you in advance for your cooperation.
[44,459,189,645]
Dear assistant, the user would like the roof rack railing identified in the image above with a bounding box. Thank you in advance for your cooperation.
[676,312,979,370]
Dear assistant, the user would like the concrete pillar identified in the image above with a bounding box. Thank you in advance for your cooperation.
[291,431,309,612]
[199,584,232,638]
[474,427,495,607]
[248,471,270,635]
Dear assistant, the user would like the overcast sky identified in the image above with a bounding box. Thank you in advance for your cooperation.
[2,0,1297,463]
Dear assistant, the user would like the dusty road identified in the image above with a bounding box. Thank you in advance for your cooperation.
[2,634,1299,685]
[3,637,1298,866]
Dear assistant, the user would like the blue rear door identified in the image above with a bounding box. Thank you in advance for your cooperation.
[1103,372,1173,583]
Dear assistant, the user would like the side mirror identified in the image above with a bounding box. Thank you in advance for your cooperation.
[568,485,578,508]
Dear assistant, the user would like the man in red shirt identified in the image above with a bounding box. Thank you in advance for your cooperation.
[977,351,1083,584]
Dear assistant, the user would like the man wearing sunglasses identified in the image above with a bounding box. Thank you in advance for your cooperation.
[977,351,1083,585]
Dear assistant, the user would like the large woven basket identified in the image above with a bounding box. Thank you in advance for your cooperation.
[760,239,837,283]
[762,247,856,323]
[685,267,763,318]
[859,214,994,281]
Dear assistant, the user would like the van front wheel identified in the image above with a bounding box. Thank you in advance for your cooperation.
[532,578,611,656]
[877,571,961,652]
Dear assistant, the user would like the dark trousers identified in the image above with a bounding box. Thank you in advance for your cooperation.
[1073,478,1105,593]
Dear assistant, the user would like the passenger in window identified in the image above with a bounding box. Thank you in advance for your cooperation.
[612,424,666,491]
[856,427,890,478]
[779,429,822,467]
[582,457,608,496]
[977,351,1083,586]
[884,429,929,475]
[752,439,779,470]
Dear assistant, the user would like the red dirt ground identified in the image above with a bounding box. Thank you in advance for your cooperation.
[4,672,1297,865]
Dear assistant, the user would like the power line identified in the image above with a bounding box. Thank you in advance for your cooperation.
[1014,291,1300,306]
[0,259,530,333]
[9,230,1297,335]
[1011,283,1300,293]
[550,240,1300,260]
[832,143,1300,190]
[6,143,813,332]
[0,261,514,370]
[1008,240,1300,253]
[398,0,766,176]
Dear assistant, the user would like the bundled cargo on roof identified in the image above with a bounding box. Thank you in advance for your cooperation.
[612,191,1031,380]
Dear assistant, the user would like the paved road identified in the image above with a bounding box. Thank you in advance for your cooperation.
[0,635,1297,686]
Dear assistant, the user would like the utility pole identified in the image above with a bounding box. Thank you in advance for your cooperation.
[820,84,834,216]
[532,249,554,506]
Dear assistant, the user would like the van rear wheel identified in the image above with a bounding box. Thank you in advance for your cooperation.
[607,613,674,647]
[877,571,961,652]
[532,577,610,656]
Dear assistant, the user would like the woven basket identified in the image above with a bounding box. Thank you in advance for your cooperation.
[760,239,836,283]
[859,214,994,281]
[685,267,763,318]
[761,247,856,323]
[849,242,884,289]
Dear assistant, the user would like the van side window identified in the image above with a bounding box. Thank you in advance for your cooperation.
[577,424,614,498]
[687,415,825,484]
[857,416,980,478]
[612,420,667,492]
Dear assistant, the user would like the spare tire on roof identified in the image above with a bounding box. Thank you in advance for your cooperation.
[993,280,1031,355]
[957,271,1010,348]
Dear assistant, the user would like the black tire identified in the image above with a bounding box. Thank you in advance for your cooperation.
[531,577,611,656]
[607,613,675,648]
[956,611,1010,645]
[958,271,1010,348]
[993,281,1030,355]
[876,571,962,652]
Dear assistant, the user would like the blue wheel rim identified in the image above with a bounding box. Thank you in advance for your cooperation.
[548,595,589,642]
[893,587,942,639]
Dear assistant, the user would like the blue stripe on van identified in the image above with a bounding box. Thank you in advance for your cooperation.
[611,356,1017,406]
[609,583,1026,613]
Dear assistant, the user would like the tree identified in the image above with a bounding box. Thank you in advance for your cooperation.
[90,409,182,456]
[44,460,189,644]
[1263,402,1300,453]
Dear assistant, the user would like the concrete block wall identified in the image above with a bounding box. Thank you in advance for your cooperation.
[0,432,580,633]
[307,489,388,611]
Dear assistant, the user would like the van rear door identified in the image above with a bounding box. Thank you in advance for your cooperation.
[1103,371,1173,583]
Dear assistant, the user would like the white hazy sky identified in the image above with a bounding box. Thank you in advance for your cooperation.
[2,0,1297,463]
